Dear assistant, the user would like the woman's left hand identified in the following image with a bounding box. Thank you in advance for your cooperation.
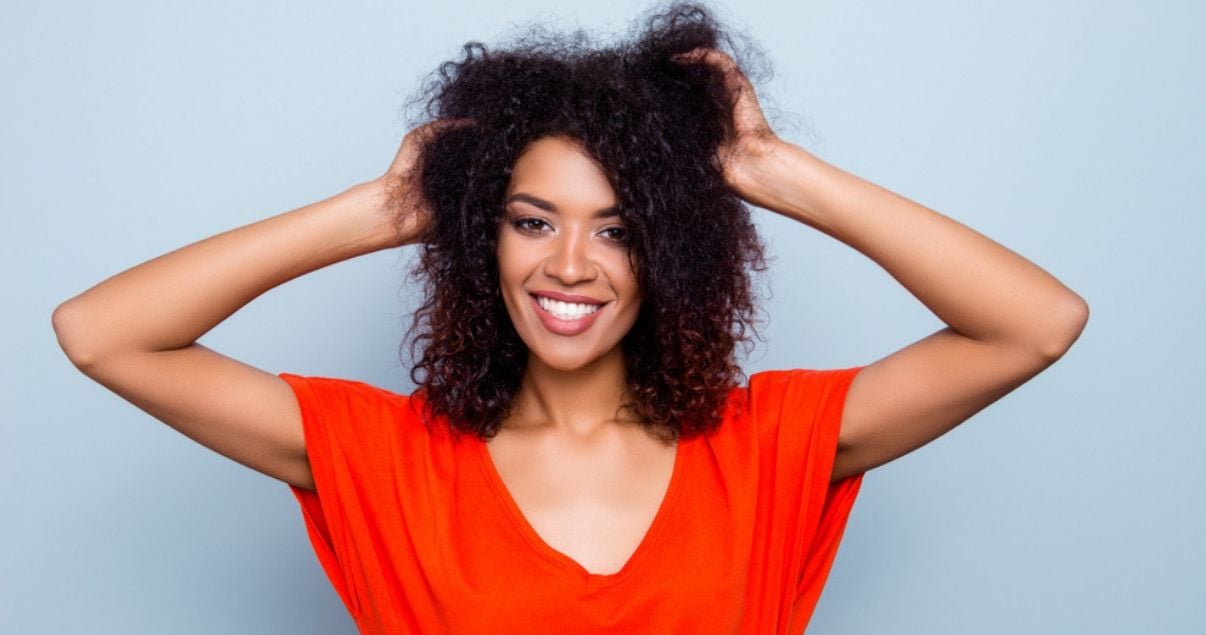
[671,47,785,200]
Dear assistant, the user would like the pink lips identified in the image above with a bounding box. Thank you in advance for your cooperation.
[529,293,606,336]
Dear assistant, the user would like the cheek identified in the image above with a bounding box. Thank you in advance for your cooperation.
[495,236,522,282]
[605,255,640,298]
[496,238,538,298]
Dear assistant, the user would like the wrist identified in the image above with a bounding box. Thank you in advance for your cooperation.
[345,178,404,251]
[356,178,414,250]
[735,140,825,224]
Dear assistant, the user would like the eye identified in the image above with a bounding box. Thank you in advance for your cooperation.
[511,217,550,234]
[601,226,628,243]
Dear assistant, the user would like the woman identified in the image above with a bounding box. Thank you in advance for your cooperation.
[52,2,1088,632]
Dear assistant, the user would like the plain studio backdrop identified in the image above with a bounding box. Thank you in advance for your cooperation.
[4,0,1202,633]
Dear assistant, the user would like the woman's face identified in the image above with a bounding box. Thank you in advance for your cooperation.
[497,135,641,373]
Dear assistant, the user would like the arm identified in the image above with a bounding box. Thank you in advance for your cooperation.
[50,119,461,489]
[672,48,1089,482]
[740,142,1088,482]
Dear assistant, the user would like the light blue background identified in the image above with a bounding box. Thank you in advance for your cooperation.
[5,1,1202,633]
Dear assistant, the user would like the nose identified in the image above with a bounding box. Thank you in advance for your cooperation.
[543,228,597,284]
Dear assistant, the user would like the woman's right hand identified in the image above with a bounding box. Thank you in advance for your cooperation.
[371,118,476,248]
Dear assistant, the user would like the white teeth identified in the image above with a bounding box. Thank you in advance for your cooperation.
[536,295,603,321]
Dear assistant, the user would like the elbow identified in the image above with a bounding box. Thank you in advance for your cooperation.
[52,302,96,369]
[1037,294,1090,361]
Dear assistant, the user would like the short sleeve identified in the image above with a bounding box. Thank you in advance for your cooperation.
[746,365,865,618]
[775,366,866,612]
[278,371,393,619]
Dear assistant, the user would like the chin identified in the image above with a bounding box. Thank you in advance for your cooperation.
[529,348,604,373]
[521,334,627,372]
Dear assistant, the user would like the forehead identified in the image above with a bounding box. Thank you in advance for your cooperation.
[505,136,617,208]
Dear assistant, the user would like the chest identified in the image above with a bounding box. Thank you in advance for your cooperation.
[482,428,679,576]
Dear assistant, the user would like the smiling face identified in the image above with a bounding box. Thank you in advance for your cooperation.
[496,135,641,373]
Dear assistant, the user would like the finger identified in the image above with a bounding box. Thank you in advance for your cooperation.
[671,48,748,92]
[430,117,477,132]
[675,47,735,69]
[671,47,709,62]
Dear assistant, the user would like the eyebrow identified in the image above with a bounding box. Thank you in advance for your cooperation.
[505,193,620,218]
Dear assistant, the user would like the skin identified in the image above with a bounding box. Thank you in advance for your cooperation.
[495,135,645,439]
[49,119,467,492]
[672,47,1090,481]
[50,47,1089,516]
[486,137,674,574]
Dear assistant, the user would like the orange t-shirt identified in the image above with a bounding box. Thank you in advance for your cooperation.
[279,366,865,634]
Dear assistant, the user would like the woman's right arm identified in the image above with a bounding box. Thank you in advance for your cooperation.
[51,178,402,491]
[51,119,463,490]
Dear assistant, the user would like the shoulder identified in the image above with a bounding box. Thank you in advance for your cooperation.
[743,367,856,396]
[739,367,864,421]
[279,372,411,401]
[705,367,863,472]
[277,372,423,428]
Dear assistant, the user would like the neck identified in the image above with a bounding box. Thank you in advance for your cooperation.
[505,346,639,439]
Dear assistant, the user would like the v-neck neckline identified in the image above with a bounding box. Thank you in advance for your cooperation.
[474,430,687,586]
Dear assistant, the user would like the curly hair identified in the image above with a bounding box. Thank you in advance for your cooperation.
[392,0,773,443]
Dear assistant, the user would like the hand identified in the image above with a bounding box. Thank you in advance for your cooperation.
[373,117,476,248]
[671,48,784,200]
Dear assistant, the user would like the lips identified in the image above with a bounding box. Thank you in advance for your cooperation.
[529,293,606,336]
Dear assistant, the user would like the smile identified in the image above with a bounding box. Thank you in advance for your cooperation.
[529,294,607,336]
[535,295,603,319]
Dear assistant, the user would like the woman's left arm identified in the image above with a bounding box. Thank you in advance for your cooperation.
[740,141,1089,482]
[672,48,1090,482]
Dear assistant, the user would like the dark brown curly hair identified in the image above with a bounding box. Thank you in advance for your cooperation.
[393,1,775,443]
